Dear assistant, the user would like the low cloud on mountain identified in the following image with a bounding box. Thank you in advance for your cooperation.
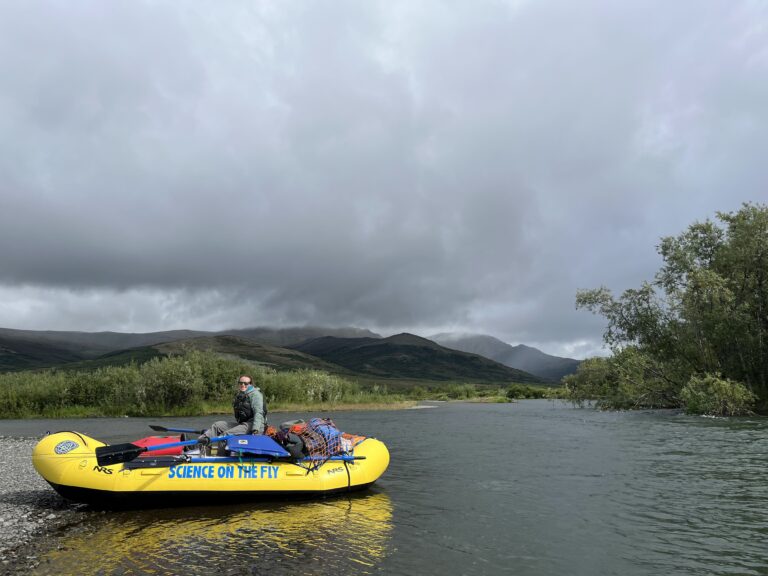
[0,1,766,358]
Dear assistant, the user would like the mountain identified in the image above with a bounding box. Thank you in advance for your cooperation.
[289,333,548,384]
[431,333,581,381]
[0,326,379,372]
[0,326,569,385]
[0,334,86,371]
[0,327,210,359]
[152,335,350,373]
[221,326,381,347]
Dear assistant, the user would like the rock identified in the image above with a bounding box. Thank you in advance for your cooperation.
[0,437,93,569]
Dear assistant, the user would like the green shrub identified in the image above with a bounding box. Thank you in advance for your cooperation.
[445,383,475,399]
[563,347,678,410]
[261,369,360,404]
[680,373,756,416]
[506,384,547,399]
[0,350,371,418]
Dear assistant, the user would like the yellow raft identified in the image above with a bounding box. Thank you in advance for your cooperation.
[33,431,390,505]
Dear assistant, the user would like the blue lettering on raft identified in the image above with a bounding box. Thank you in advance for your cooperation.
[167,464,278,479]
[217,466,234,479]
[237,465,280,479]
[168,465,215,479]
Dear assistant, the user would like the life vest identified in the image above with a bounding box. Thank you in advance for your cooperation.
[233,391,253,423]
[233,386,267,425]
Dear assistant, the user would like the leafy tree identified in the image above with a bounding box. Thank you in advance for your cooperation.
[563,347,677,409]
[576,203,768,413]
[680,373,756,416]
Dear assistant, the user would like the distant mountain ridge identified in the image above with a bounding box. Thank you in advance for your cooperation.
[0,327,212,359]
[153,335,351,373]
[0,326,381,372]
[0,334,85,371]
[0,326,571,385]
[289,333,547,384]
[431,333,581,381]
[220,327,380,347]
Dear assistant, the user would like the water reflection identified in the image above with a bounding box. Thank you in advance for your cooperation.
[40,492,393,576]
[17,404,768,575]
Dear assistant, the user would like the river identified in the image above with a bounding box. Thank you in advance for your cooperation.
[3,400,768,575]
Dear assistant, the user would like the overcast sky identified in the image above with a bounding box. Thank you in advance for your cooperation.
[0,1,766,358]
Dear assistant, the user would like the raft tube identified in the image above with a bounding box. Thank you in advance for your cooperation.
[32,431,389,505]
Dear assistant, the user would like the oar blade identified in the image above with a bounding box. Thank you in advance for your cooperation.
[95,443,146,467]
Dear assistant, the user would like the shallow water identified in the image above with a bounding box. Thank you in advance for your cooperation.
[6,401,768,575]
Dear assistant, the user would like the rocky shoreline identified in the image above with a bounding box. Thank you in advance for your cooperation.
[0,437,93,574]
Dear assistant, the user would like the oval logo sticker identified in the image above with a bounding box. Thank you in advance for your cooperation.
[54,440,79,454]
[238,439,248,445]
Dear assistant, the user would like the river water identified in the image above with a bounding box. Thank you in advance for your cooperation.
[3,400,768,575]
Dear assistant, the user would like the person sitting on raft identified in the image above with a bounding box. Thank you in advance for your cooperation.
[198,375,266,455]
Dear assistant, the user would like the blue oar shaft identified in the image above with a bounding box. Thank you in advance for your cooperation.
[142,434,234,453]
[188,455,363,463]
[300,455,361,461]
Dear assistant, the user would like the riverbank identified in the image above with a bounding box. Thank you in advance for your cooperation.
[0,438,94,574]
[242,399,419,413]
[0,400,420,420]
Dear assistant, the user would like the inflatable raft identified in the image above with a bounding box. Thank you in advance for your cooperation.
[33,429,389,505]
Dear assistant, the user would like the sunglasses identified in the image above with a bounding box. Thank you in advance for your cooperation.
[238,381,251,386]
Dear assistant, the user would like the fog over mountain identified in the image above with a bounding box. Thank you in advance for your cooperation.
[0,1,766,359]
[432,333,581,381]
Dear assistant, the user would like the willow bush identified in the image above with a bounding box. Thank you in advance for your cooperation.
[506,384,548,400]
[576,203,768,414]
[0,350,383,418]
[260,370,359,404]
[563,347,680,410]
[680,373,756,416]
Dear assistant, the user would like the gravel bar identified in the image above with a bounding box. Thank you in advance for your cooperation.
[0,437,93,574]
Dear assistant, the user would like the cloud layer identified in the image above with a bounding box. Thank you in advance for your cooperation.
[1,1,766,357]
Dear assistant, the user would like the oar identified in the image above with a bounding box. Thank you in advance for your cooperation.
[96,435,234,467]
[149,424,205,434]
[192,455,367,464]
[298,455,367,461]
[190,454,368,464]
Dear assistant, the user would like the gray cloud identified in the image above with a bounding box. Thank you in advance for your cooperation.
[0,1,766,357]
